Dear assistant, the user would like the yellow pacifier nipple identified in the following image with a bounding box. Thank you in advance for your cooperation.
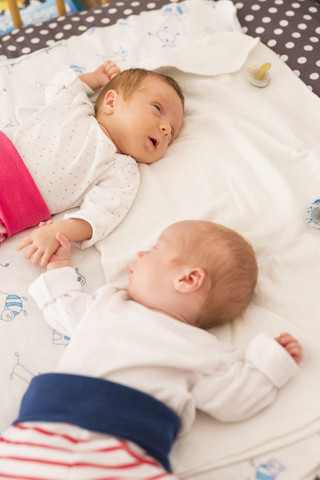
[256,63,271,80]
[247,62,271,88]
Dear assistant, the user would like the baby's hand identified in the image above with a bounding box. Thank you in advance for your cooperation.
[46,233,71,271]
[275,332,303,364]
[94,60,120,88]
[16,221,60,267]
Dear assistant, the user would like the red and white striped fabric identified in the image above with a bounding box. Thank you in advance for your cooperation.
[0,422,177,480]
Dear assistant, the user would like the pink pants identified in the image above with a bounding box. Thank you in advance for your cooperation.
[0,422,177,480]
[0,220,6,245]
[0,132,50,240]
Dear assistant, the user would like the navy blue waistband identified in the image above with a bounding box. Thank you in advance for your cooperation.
[13,373,180,471]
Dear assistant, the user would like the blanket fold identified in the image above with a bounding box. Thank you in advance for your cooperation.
[137,33,259,75]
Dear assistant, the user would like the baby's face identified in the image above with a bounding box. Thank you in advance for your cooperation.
[127,223,183,308]
[110,77,184,163]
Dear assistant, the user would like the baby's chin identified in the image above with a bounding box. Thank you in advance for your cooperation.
[125,283,134,300]
[132,150,165,165]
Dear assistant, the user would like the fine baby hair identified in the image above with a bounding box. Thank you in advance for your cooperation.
[179,221,258,329]
[95,67,185,113]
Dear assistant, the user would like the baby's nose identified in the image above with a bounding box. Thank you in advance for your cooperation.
[136,251,146,260]
[160,122,171,137]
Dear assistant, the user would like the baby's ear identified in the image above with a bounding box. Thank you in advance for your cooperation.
[174,267,206,293]
[102,90,118,114]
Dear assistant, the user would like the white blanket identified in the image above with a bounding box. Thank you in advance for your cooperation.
[1,0,320,477]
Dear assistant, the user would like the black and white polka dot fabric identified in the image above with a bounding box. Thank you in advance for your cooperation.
[235,0,320,96]
[0,0,319,97]
[0,0,173,58]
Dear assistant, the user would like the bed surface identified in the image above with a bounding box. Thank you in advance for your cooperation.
[1,1,320,479]
[1,0,320,99]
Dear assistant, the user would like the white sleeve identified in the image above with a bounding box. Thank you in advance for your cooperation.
[192,333,300,422]
[28,267,95,338]
[44,69,94,107]
[64,157,140,248]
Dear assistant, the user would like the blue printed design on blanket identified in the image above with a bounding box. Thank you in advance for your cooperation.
[68,64,85,74]
[148,26,180,48]
[75,267,86,286]
[0,291,28,322]
[53,330,70,346]
[2,118,15,129]
[31,79,46,93]
[162,3,189,20]
[97,47,129,65]
[251,459,285,479]
[10,352,39,384]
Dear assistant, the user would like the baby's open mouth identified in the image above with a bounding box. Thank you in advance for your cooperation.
[149,137,157,148]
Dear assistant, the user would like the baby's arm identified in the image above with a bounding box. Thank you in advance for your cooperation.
[16,218,92,267]
[274,332,303,364]
[28,232,94,337]
[79,60,120,91]
[192,333,301,422]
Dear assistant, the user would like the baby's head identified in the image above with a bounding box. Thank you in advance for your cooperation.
[187,221,258,328]
[127,220,258,329]
[95,68,184,164]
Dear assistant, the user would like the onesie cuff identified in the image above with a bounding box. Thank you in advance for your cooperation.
[245,333,300,388]
[45,70,94,105]
[29,267,81,310]
[53,70,94,96]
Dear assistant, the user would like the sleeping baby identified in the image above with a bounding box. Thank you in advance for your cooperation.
[0,60,184,265]
[0,219,303,479]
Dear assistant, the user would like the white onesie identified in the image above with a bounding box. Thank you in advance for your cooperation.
[29,266,300,434]
[4,70,140,247]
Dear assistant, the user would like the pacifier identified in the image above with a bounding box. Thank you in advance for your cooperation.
[247,62,271,88]
[305,198,320,229]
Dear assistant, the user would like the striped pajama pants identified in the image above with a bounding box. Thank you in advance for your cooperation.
[0,422,178,480]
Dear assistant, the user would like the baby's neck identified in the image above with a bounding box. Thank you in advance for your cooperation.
[98,122,111,140]
[97,122,121,154]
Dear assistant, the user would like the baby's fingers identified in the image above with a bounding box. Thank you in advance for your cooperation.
[55,232,71,251]
[39,249,54,267]
[109,66,120,79]
[275,332,303,364]
[39,220,53,227]
[275,332,294,346]
[286,341,303,362]
[28,245,53,266]
[16,235,32,251]
[27,245,45,264]
[104,60,120,78]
